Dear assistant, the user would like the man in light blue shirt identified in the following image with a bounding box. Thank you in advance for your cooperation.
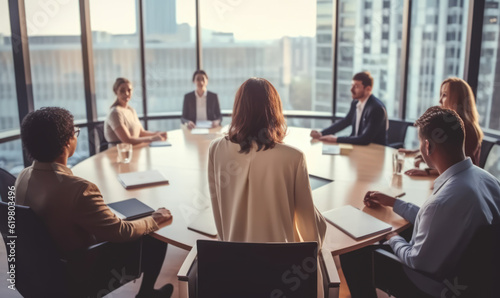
[341,106,500,297]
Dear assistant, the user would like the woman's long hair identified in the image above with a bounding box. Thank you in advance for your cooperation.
[441,77,483,144]
[227,78,287,153]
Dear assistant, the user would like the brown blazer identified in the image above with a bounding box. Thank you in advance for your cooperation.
[15,161,158,255]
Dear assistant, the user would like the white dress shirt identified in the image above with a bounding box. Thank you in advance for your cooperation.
[195,90,208,122]
[389,158,500,294]
[355,99,368,136]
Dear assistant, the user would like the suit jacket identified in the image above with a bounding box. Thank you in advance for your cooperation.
[15,161,158,255]
[181,91,222,124]
[321,94,388,145]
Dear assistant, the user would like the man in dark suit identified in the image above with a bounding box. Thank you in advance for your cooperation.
[181,70,222,129]
[310,71,388,145]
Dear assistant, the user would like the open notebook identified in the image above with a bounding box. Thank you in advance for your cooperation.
[322,205,392,240]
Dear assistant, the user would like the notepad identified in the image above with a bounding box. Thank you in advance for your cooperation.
[322,205,392,240]
[149,141,172,147]
[195,120,213,129]
[117,170,169,189]
[108,198,154,220]
[191,128,210,135]
[309,174,334,190]
[187,209,218,237]
[322,144,340,155]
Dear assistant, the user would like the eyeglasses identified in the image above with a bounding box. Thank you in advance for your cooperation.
[74,127,81,138]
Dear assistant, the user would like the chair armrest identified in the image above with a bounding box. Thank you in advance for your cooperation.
[320,249,340,287]
[178,244,198,281]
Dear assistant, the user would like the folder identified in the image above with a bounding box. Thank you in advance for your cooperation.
[322,205,392,240]
[108,198,154,220]
[149,141,172,147]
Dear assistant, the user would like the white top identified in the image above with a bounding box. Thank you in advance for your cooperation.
[208,137,327,245]
[208,137,327,297]
[389,158,500,293]
[355,99,368,136]
[195,90,208,122]
[104,105,143,143]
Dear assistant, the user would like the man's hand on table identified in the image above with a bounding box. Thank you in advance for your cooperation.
[318,134,338,143]
[363,191,396,208]
[152,208,173,228]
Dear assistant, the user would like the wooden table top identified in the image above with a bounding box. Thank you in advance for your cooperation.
[72,126,434,255]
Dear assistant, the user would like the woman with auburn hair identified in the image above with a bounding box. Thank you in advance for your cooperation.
[403,77,483,175]
[208,78,327,297]
[104,77,167,145]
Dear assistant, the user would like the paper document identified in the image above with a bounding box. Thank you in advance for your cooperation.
[191,128,210,135]
[195,120,213,129]
[322,144,340,155]
[149,141,172,147]
[322,205,392,240]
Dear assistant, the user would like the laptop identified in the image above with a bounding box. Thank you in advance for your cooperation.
[117,170,169,189]
[108,198,155,220]
[322,205,392,240]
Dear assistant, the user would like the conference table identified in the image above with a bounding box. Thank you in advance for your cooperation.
[71,126,434,256]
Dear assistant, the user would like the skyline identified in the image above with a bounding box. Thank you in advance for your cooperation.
[0,0,316,41]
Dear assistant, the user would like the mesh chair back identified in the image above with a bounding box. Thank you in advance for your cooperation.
[196,240,318,298]
[0,201,68,297]
[0,168,16,203]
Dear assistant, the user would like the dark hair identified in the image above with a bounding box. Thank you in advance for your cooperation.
[227,78,287,153]
[111,77,132,108]
[192,70,208,82]
[352,71,374,87]
[414,106,465,151]
[21,107,75,162]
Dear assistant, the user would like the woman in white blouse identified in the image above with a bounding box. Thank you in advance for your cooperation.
[208,77,327,297]
[104,78,166,144]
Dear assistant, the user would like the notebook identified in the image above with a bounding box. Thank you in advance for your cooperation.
[322,144,340,155]
[322,205,392,240]
[187,209,218,237]
[191,128,210,135]
[117,170,169,189]
[195,120,213,129]
[108,198,154,220]
[309,174,334,190]
[149,141,172,147]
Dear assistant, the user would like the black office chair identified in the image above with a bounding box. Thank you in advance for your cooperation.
[480,138,497,169]
[0,201,69,297]
[95,123,109,152]
[373,224,500,298]
[178,240,340,298]
[387,120,411,149]
[0,167,16,203]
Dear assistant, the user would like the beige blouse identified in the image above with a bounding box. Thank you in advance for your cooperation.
[104,105,143,143]
[208,137,326,246]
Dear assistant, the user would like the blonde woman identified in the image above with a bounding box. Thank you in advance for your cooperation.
[104,78,166,144]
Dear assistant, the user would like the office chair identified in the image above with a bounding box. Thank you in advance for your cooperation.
[0,201,69,297]
[95,123,109,152]
[479,137,496,169]
[483,143,500,179]
[0,167,16,203]
[178,240,340,298]
[372,224,500,298]
[387,120,411,149]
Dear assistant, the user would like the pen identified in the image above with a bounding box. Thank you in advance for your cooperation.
[394,192,406,199]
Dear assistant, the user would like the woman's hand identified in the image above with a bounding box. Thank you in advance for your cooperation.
[187,121,196,130]
[212,120,221,128]
[159,132,167,141]
[414,154,424,167]
[310,130,322,139]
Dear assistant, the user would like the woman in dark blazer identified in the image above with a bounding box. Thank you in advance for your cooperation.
[181,70,222,129]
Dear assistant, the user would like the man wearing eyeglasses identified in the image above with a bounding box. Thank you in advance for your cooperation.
[310,71,388,145]
[15,107,174,298]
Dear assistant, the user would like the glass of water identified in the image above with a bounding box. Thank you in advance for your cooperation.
[117,143,133,163]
